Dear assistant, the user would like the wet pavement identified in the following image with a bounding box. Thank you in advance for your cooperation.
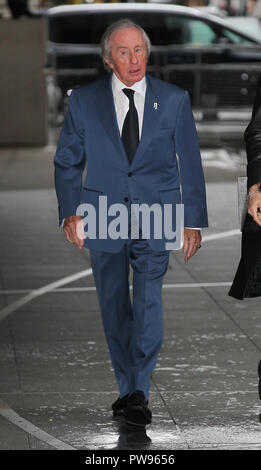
[0,135,261,450]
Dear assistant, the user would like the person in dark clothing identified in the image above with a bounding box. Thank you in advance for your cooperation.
[229,76,261,400]
[7,0,42,19]
[229,76,261,301]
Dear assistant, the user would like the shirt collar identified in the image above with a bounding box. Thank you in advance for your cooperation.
[111,73,147,98]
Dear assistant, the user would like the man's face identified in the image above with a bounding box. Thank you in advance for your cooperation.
[105,26,147,87]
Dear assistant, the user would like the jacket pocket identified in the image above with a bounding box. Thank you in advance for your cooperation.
[82,186,103,193]
[81,187,104,206]
[159,187,181,205]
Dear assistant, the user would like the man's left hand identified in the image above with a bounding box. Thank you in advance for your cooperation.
[183,228,201,262]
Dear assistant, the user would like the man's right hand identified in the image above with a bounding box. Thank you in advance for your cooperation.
[248,184,261,226]
[63,215,84,249]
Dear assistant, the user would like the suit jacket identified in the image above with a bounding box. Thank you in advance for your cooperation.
[54,73,208,252]
[229,75,261,299]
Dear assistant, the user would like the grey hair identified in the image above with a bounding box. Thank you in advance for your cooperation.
[100,18,151,71]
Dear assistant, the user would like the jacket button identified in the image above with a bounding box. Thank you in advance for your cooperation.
[124,197,129,202]
[128,172,132,177]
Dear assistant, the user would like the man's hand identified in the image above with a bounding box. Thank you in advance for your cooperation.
[183,228,201,262]
[63,215,84,249]
[248,184,261,226]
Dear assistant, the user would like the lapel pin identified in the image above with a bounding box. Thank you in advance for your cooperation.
[153,102,158,110]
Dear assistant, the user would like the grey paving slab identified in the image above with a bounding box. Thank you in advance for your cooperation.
[207,286,261,316]
[204,182,239,233]
[0,342,16,366]
[10,303,104,343]
[0,243,90,265]
[173,241,242,284]
[0,316,13,343]
[225,305,261,326]
[15,340,120,393]
[162,259,196,283]
[154,332,260,393]
[5,293,101,326]
[0,189,90,269]
[161,391,261,449]
[154,375,259,394]
[162,289,217,311]
[154,361,260,393]
[28,436,57,450]
[0,394,29,449]
[0,393,25,409]
[0,147,55,190]
[161,331,258,355]
[0,415,29,450]
[21,392,186,450]
[163,309,234,334]
[238,334,261,352]
[0,292,5,307]
[0,343,21,393]
[7,292,99,314]
[158,357,259,379]
[1,264,93,291]
[202,288,261,350]
[0,190,56,227]
[0,244,90,269]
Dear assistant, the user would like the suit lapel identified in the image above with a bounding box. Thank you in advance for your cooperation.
[131,74,162,167]
[95,75,128,167]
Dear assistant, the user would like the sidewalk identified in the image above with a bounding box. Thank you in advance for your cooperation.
[0,143,260,450]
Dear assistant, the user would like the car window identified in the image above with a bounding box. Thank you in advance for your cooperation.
[165,17,216,45]
[221,28,253,44]
[48,11,255,46]
[165,16,254,45]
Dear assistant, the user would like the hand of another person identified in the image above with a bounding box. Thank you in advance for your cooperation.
[248,184,261,226]
[183,228,201,262]
[63,215,84,249]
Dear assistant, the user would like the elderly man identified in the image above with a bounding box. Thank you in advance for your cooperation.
[54,19,208,427]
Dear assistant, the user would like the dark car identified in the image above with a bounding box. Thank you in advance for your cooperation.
[45,3,261,133]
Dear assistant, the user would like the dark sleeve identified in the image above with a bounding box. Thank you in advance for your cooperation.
[245,74,261,189]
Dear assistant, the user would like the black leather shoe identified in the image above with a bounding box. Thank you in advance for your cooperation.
[124,391,152,426]
[112,394,129,417]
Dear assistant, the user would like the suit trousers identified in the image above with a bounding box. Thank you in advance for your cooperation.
[89,239,170,399]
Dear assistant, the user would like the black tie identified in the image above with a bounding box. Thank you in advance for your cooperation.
[121,88,139,164]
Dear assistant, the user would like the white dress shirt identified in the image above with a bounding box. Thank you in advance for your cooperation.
[111,73,146,139]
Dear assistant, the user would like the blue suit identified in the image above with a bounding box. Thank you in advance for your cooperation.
[54,73,208,399]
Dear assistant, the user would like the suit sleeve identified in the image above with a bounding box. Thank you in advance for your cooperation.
[245,75,261,189]
[175,91,208,228]
[54,90,86,226]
